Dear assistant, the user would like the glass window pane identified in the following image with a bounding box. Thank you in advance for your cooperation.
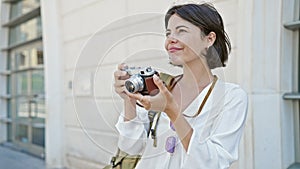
[16,124,28,143]
[15,72,29,95]
[7,53,11,70]
[10,42,43,70]
[9,16,42,46]
[7,99,12,118]
[10,0,40,20]
[29,99,38,118]
[30,98,45,120]
[10,51,17,70]
[36,99,45,118]
[32,127,44,147]
[30,45,43,66]
[16,50,30,70]
[31,70,44,94]
[16,98,29,118]
[8,52,15,70]
[10,99,16,118]
[7,75,11,95]
[7,123,12,142]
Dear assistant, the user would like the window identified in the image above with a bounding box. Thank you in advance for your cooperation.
[0,0,45,158]
[10,0,40,20]
[283,0,300,167]
[9,16,42,46]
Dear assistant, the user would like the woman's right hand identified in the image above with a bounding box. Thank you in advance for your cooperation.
[113,63,132,100]
[114,63,138,121]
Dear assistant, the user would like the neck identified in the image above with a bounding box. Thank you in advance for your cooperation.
[180,59,214,90]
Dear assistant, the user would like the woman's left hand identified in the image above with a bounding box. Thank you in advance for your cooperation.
[127,74,179,117]
[127,74,193,151]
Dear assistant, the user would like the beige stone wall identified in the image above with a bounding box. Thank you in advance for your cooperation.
[59,0,175,168]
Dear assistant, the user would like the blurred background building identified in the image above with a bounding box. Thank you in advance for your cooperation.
[0,0,299,169]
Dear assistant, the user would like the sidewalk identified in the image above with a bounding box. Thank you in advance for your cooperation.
[0,146,45,169]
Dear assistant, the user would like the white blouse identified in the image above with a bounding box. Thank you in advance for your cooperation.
[116,79,248,169]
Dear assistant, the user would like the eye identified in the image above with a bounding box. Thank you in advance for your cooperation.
[165,32,171,37]
[178,29,187,33]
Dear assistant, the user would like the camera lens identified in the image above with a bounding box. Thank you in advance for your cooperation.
[125,75,144,93]
[125,81,136,93]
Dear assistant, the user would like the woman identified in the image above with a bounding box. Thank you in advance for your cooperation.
[113,3,248,169]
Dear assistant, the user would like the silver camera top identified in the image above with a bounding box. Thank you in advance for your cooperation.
[123,66,156,76]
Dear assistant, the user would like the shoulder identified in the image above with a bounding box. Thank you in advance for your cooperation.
[214,79,248,105]
[225,82,247,97]
[209,80,248,122]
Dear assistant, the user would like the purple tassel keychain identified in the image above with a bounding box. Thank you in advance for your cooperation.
[165,136,176,153]
[165,121,177,153]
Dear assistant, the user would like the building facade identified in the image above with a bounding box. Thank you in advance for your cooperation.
[0,0,299,169]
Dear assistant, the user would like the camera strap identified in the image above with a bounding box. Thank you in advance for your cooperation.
[183,75,218,118]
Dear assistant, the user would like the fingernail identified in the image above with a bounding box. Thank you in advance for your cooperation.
[153,74,159,80]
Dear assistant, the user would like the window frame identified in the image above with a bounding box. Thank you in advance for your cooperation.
[283,0,300,165]
[0,0,45,158]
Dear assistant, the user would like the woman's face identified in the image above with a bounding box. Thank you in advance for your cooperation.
[165,14,208,66]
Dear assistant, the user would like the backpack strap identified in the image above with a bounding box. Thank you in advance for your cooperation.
[147,111,161,147]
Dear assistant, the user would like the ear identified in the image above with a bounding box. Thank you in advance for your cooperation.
[206,31,216,47]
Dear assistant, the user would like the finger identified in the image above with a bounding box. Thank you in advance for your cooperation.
[153,74,168,93]
[114,79,125,87]
[114,70,128,80]
[126,92,143,101]
[114,70,127,78]
[140,96,151,110]
[144,104,151,110]
[140,95,150,103]
[118,63,128,70]
[114,86,126,94]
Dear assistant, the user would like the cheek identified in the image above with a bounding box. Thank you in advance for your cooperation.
[164,39,168,51]
[191,44,202,55]
[187,39,205,55]
[178,37,194,48]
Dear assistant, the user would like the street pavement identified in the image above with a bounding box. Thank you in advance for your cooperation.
[0,146,45,169]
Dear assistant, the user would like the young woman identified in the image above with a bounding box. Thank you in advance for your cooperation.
[113,3,248,169]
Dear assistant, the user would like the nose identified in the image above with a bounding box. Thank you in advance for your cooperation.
[167,36,178,44]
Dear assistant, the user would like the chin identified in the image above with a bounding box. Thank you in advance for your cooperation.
[169,60,183,67]
[169,62,183,68]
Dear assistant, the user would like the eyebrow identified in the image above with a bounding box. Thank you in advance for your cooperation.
[166,25,189,31]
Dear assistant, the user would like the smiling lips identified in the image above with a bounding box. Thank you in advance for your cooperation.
[168,46,183,53]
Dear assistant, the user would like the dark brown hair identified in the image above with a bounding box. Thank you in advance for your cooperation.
[165,3,231,69]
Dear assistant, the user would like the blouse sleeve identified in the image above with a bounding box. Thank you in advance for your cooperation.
[181,86,248,169]
[115,105,149,155]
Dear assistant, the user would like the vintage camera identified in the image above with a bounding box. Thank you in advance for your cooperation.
[123,66,159,96]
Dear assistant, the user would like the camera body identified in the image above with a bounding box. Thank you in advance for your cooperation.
[124,66,159,96]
